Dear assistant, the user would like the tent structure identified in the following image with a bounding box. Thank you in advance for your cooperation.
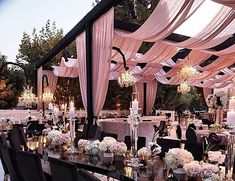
[35,0,235,138]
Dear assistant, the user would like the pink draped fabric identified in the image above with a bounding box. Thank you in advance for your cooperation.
[92,8,114,117]
[146,80,158,114]
[37,68,58,110]
[165,6,235,49]
[200,57,235,71]
[212,0,235,8]
[52,66,79,78]
[76,32,87,110]
[119,0,204,41]
[135,41,177,63]
[133,82,144,113]
[203,88,212,102]
[112,31,142,62]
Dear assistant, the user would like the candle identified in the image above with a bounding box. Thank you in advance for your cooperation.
[61,104,65,110]
[227,111,235,126]
[132,99,139,111]
[70,101,74,109]
[229,97,235,110]
[48,102,53,110]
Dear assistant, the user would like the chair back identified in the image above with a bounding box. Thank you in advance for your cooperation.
[94,126,103,141]
[208,132,221,151]
[186,128,197,144]
[185,142,203,161]
[0,133,9,175]
[124,136,146,150]
[0,144,24,181]
[157,138,180,158]
[49,157,78,181]
[17,151,46,181]
[176,125,182,140]
[158,121,166,137]
[13,127,27,150]
[8,130,23,152]
[188,123,196,130]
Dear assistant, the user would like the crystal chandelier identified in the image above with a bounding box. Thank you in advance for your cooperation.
[177,63,198,80]
[118,70,136,88]
[177,80,191,94]
[42,87,54,102]
[18,85,38,108]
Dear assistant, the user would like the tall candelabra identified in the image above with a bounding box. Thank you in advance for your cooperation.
[127,92,142,167]
[67,100,78,154]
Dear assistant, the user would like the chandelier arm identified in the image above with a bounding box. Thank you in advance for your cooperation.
[112,46,129,71]
[0,62,29,84]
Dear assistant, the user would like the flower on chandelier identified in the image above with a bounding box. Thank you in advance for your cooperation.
[177,63,198,80]
[118,70,136,88]
[18,85,38,108]
[177,80,191,94]
[42,87,54,102]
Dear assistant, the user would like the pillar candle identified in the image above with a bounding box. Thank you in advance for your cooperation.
[48,102,53,110]
[132,100,139,111]
[227,111,235,126]
[70,101,74,109]
[229,98,235,110]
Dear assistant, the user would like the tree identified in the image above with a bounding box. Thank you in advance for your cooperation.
[0,53,25,108]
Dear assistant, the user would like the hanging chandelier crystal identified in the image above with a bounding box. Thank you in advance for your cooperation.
[177,63,198,80]
[118,70,136,88]
[42,87,54,102]
[177,80,191,94]
[18,85,38,108]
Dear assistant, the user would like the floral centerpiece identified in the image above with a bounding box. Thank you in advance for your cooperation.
[99,137,117,153]
[206,91,228,111]
[137,147,151,161]
[183,161,201,177]
[51,133,71,147]
[47,130,62,142]
[208,151,225,164]
[200,162,220,179]
[109,142,127,156]
[86,140,100,156]
[77,139,88,153]
[165,148,194,169]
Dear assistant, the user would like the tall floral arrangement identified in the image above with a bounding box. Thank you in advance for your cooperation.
[206,91,228,110]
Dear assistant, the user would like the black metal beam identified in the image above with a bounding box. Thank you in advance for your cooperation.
[35,0,119,69]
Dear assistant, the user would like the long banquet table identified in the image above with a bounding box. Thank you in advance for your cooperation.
[98,116,166,144]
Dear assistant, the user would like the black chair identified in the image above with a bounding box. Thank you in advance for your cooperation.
[124,136,146,150]
[0,133,9,180]
[188,123,196,130]
[0,144,24,181]
[94,126,103,141]
[16,151,47,181]
[158,121,166,137]
[13,126,27,150]
[49,157,100,181]
[185,142,203,161]
[185,127,197,144]
[8,130,23,152]
[208,132,221,151]
[176,125,182,140]
[102,132,117,140]
[157,138,180,158]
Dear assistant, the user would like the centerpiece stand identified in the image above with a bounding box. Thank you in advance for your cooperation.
[126,93,142,168]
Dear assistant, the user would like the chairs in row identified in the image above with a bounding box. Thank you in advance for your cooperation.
[0,132,101,181]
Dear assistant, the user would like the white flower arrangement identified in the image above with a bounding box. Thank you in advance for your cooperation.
[77,139,88,148]
[99,137,117,153]
[183,161,201,177]
[206,91,228,110]
[109,142,127,156]
[208,151,225,164]
[165,148,194,169]
[137,147,151,159]
[47,130,62,142]
[42,128,52,135]
[51,133,71,146]
[200,162,219,179]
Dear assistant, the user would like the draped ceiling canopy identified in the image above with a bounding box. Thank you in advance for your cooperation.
[52,0,235,90]
[35,0,235,129]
